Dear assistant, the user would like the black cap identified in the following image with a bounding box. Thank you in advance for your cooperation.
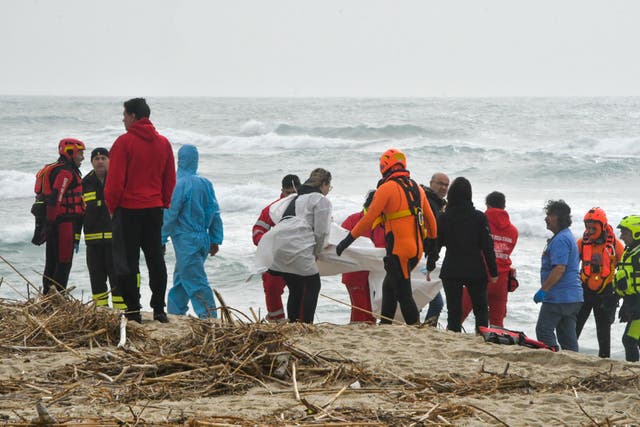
[91,147,109,160]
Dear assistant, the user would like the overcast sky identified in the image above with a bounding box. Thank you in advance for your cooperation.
[2,0,639,97]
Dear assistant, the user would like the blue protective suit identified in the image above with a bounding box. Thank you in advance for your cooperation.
[161,145,223,318]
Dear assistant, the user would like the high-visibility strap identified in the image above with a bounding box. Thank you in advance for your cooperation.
[627,319,640,340]
[92,291,109,306]
[83,191,97,202]
[112,295,127,310]
[267,308,285,318]
[85,232,112,241]
[254,220,272,230]
[372,209,413,230]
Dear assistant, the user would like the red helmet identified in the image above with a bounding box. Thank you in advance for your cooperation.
[379,148,406,175]
[584,207,608,226]
[58,138,86,160]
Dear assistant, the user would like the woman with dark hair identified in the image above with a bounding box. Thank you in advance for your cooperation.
[429,177,498,332]
[268,168,333,323]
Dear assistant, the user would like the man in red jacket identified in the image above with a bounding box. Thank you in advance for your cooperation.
[105,98,176,323]
[252,174,300,322]
[461,191,518,327]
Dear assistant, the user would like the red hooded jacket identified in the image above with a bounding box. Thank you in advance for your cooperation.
[485,207,518,273]
[105,118,176,214]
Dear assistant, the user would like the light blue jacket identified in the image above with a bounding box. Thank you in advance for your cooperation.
[161,145,223,247]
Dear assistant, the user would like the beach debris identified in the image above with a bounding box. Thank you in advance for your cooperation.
[0,293,639,425]
[320,292,401,325]
[117,313,127,348]
[0,293,147,352]
[34,400,57,424]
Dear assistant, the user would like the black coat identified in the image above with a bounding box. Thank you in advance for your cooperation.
[422,185,446,220]
[82,170,112,245]
[432,200,497,280]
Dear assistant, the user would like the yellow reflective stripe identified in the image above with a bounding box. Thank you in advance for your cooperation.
[92,291,109,307]
[136,273,141,289]
[74,233,81,240]
[371,209,413,230]
[85,232,113,241]
[83,191,97,202]
[112,295,127,309]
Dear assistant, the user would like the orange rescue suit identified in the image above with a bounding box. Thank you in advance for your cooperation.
[350,171,437,279]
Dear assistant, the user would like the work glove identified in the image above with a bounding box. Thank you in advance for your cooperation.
[336,233,355,256]
[73,241,79,254]
[533,289,547,304]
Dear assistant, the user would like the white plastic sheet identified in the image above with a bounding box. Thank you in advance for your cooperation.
[254,222,442,323]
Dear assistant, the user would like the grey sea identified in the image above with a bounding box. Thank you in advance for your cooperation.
[1,96,639,359]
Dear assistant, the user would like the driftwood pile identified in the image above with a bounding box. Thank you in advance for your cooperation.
[0,292,147,352]
[0,293,639,425]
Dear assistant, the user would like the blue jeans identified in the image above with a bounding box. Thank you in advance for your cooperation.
[425,291,444,320]
[536,302,582,351]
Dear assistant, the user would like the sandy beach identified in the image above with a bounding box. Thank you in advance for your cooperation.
[0,295,639,426]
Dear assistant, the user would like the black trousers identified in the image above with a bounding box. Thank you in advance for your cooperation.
[86,242,123,307]
[622,321,640,362]
[111,207,167,313]
[380,255,419,325]
[43,220,74,294]
[575,287,618,358]
[278,272,321,323]
[443,277,488,332]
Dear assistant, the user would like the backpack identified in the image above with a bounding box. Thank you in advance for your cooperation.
[30,161,64,245]
[478,326,557,352]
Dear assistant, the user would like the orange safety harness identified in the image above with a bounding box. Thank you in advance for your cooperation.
[372,173,428,259]
[580,223,618,293]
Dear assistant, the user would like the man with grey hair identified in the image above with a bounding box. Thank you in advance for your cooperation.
[421,172,449,326]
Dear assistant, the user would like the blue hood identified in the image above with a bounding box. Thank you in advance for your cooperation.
[177,144,198,178]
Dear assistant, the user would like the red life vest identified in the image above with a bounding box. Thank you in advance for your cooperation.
[38,162,84,220]
[478,326,557,352]
[580,224,617,293]
[34,160,64,198]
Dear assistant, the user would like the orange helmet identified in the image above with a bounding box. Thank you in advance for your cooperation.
[379,148,406,175]
[59,138,86,160]
[584,207,608,226]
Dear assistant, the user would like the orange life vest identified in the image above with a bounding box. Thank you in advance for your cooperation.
[580,224,618,293]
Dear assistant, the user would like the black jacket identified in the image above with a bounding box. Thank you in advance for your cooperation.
[421,185,446,220]
[82,171,112,245]
[431,200,497,280]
